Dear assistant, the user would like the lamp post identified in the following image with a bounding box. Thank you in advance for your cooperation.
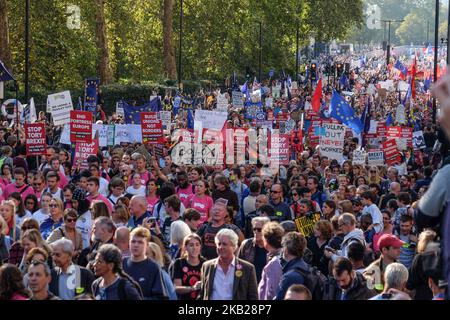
[379,19,404,66]
[25,0,30,102]
[177,0,183,90]
[259,21,262,82]
[433,0,439,125]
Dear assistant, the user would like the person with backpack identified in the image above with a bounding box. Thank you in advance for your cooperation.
[323,257,376,300]
[275,231,312,300]
[92,244,143,300]
[122,227,167,300]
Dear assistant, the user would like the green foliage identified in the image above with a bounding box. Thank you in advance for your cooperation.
[5,0,363,95]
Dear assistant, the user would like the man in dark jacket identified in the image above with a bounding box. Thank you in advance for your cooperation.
[275,232,310,300]
[49,238,95,299]
[324,257,376,300]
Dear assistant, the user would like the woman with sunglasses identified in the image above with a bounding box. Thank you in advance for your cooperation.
[24,194,39,214]
[40,198,64,241]
[47,209,83,261]
[289,188,302,219]
[237,216,270,283]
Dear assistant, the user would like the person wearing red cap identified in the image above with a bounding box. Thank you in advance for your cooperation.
[363,233,404,293]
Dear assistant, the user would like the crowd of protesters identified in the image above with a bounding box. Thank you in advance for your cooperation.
[0,48,449,301]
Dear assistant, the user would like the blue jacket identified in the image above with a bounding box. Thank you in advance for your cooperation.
[275,257,310,300]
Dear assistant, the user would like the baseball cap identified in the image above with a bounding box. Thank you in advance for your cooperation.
[378,234,405,250]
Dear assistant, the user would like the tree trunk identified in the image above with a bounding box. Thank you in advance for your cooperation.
[0,0,12,69]
[94,0,113,84]
[162,0,177,80]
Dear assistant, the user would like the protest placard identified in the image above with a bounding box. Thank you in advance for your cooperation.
[368,150,385,166]
[396,104,406,124]
[232,91,244,108]
[413,130,426,150]
[70,111,93,143]
[295,214,321,237]
[116,101,125,117]
[353,149,367,165]
[159,111,172,131]
[115,124,142,144]
[24,123,46,156]
[194,110,228,129]
[269,134,290,165]
[272,85,281,98]
[141,112,163,144]
[48,91,73,126]
[73,140,99,170]
[383,139,402,166]
[319,123,345,161]
[216,93,229,111]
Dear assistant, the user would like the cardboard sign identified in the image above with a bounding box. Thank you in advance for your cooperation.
[413,130,426,150]
[383,139,402,166]
[320,123,345,161]
[115,124,142,144]
[295,214,321,237]
[396,104,406,124]
[216,93,229,111]
[70,111,93,143]
[116,101,125,117]
[352,149,367,165]
[232,91,244,108]
[48,91,73,126]
[194,110,228,129]
[141,112,163,144]
[269,134,290,166]
[73,140,99,170]
[272,85,281,98]
[159,111,172,130]
[24,123,46,156]
[368,150,384,166]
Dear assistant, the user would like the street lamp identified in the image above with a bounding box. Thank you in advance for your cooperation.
[378,19,404,66]
[177,0,183,90]
[433,0,439,125]
[25,0,30,102]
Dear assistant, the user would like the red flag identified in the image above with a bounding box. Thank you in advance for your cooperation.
[411,57,417,99]
[312,78,323,113]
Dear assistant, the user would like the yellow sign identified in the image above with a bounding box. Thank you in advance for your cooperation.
[294,213,321,237]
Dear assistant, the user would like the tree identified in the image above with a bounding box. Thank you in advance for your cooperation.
[94,0,113,84]
[162,0,177,80]
[0,0,12,69]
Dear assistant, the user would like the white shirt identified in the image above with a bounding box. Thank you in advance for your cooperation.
[243,195,257,215]
[75,210,93,249]
[211,258,236,300]
[107,194,125,206]
[32,209,50,226]
[125,185,146,196]
[15,210,32,227]
[99,177,109,197]
[362,203,383,233]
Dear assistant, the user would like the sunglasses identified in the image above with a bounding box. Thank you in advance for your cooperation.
[271,190,281,194]
[292,193,299,197]
[26,201,35,205]
[21,225,35,230]
[66,218,76,223]
[49,204,58,208]
[253,228,262,232]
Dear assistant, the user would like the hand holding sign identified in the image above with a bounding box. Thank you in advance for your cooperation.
[432,70,450,139]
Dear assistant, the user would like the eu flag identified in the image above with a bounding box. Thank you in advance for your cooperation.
[123,100,155,124]
[84,78,100,114]
[0,61,15,82]
[329,90,364,134]
[187,108,194,129]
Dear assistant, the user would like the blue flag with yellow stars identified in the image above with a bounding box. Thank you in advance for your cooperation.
[0,60,15,82]
[84,78,100,114]
[329,90,364,134]
[123,100,156,124]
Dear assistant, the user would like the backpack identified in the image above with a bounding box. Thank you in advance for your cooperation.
[93,277,143,300]
[293,266,327,300]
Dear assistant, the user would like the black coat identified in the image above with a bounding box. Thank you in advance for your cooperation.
[323,272,376,300]
[49,265,95,297]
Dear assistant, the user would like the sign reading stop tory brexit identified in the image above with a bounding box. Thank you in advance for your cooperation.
[25,123,46,156]
[70,111,93,143]
[73,140,99,170]
[140,112,163,144]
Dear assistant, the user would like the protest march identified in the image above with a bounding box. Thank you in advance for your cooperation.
[1,4,450,306]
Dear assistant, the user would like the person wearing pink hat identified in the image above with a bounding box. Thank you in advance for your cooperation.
[363,233,405,293]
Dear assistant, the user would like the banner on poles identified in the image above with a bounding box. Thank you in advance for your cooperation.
[141,112,163,144]
[48,91,73,126]
[383,139,402,166]
[25,123,46,156]
[70,111,93,143]
[368,150,384,166]
[319,123,345,161]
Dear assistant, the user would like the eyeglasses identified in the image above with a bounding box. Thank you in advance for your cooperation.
[66,218,77,223]
[26,201,35,205]
[49,204,58,208]
[271,190,281,194]
[21,225,35,231]
[253,228,262,232]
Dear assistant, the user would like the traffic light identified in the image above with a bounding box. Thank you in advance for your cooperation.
[310,63,317,80]
[336,63,343,77]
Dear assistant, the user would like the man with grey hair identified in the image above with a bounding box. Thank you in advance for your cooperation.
[128,195,152,230]
[380,181,402,210]
[370,263,411,300]
[49,238,95,299]
[199,228,258,300]
[28,261,61,300]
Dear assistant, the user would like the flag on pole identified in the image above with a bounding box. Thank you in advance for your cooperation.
[0,61,15,82]
[312,78,323,112]
[329,90,364,133]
